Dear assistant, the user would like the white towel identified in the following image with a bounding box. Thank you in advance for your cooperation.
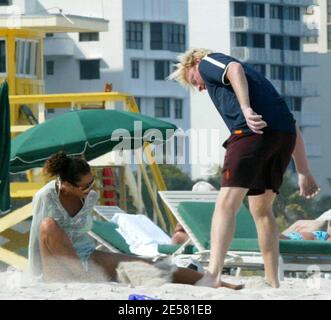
[111,213,171,257]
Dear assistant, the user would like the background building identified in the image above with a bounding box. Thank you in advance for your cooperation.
[302,0,331,195]
[39,0,191,173]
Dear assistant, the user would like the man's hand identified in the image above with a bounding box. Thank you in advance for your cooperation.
[298,172,320,199]
[242,107,267,134]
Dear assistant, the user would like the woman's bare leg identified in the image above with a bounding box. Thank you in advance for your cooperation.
[91,251,243,289]
[39,218,85,282]
[173,268,243,290]
[90,250,151,280]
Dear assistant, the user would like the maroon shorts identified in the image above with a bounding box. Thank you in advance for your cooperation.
[221,131,296,196]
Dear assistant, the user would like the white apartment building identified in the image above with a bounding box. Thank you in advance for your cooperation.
[189,0,321,184]
[302,0,331,195]
[9,0,191,173]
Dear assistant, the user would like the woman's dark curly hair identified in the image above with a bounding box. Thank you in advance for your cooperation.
[43,151,91,186]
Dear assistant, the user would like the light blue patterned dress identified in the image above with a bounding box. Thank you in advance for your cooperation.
[28,180,99,278]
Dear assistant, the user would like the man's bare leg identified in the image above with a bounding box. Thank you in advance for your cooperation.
[248,190,279,288]
[207,187,248,282]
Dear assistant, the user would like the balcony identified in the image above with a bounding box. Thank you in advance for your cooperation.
[231,47,270,63]
[44,37,75,57]
[271,80,318,97]
[230,0,317,4]
[231,17,266,33]
[231,47,305,65]
[282,0,318,6]
[269,19,318,37]
[231,17,318,37]
[269,49,301,65]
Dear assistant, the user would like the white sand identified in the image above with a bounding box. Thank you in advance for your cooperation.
[0,269,331,300]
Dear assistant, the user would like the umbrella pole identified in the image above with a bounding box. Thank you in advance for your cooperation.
[134,149,167,231]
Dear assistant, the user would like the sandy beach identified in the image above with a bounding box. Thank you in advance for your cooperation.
[0,269,330,300]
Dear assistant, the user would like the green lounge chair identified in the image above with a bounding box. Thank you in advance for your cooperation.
[159,191,331,278]
[89,206,196,257]
[179,201,331,278]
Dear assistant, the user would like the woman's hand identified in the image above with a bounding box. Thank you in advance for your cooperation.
[242,107,267,134]
[298,172,320,199]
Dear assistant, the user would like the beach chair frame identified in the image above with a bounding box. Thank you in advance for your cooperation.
[159,191,331,279]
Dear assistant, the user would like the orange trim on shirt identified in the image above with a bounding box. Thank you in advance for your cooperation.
[234,130,243,135]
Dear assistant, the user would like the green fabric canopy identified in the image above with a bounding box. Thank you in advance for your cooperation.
[10,109,177,173]
[0,81,11,214]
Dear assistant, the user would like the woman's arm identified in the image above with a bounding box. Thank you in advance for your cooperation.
[292,125,320,199]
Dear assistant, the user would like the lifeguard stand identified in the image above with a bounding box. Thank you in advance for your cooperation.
[0,13,108,192]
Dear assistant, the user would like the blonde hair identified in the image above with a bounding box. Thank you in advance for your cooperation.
[168,48,213,87]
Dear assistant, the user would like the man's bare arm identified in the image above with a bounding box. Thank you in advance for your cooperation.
[226,63,267,134]
[292,125,320,198]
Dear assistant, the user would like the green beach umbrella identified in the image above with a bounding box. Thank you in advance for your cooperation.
[0,81,11,214]
[10,109,177,173]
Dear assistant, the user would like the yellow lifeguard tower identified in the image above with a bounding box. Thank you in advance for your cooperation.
[0,10,175,270]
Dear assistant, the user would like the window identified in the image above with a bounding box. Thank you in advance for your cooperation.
[270,5,283,19]
[79,33,99,42]
[286,66,301,81]
[15,39,38,77]
[328,25,331,50]
[174,99,183,119]
[150,23,162,50]
[288,97,301,112]
[46,33,54,38]
[252,34,265,48]
[234,2,247,16]
[79,60,100,80]
[271,35,284,49]
[328,0,331,23]
[251,3,264,18]
[235,33,247,46]
[289,37,300,51]
[150,23,186,52]
[168,24,186,52]
[155,98,170,118]
[251,64,266,76]
[24,42,32,75]
[0,0,10,5]
[287,6,300,21]
[0,40,6,73]
[271,65,284,80]
[291,97,302,112]
[126,21,143,49]
[134,97,141,112]
[46,61,54,75]
[131,60,139,79]
[154,60,170,80]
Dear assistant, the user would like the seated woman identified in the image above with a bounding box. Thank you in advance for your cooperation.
[28,151,242,290]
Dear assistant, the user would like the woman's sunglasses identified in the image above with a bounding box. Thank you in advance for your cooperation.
[73,178,95,192]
